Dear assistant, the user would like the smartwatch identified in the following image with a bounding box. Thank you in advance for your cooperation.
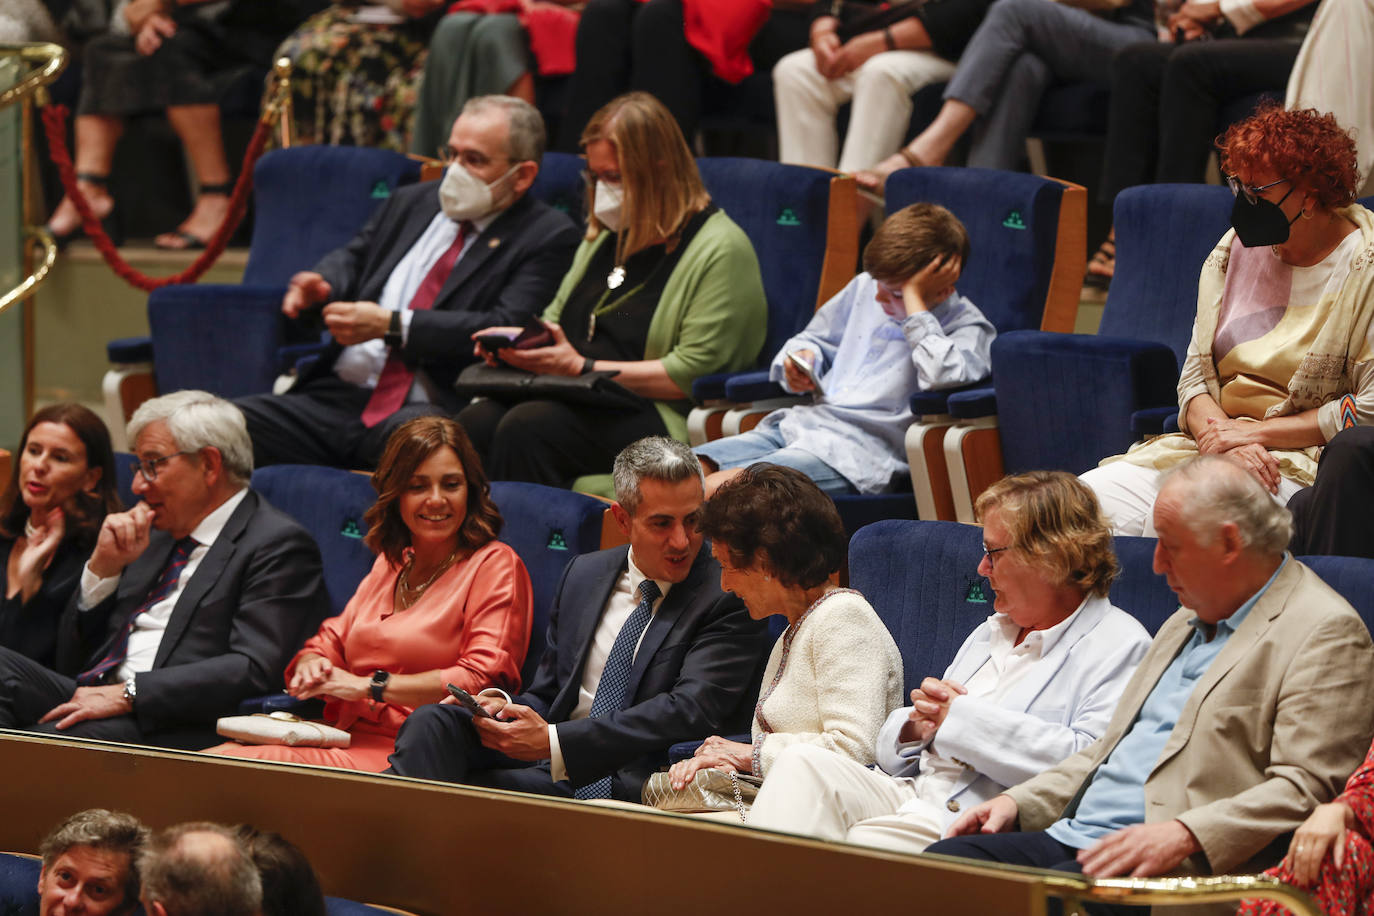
[369,669,390,702]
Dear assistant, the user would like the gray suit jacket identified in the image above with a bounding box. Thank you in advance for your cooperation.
[1007,556,1374,875]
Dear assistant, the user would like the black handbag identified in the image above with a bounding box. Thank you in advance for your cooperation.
[452,364,649,412]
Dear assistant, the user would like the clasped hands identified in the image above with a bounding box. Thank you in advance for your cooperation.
[281,272,393,347]
[287,654,369,703]
[946,795,1201,877]
[666,735,753,790]
[1166,0,1221,42]
[469,321,585,376]
[438,690,554,760]
[1195,417,1280,494]
[898,676,967,744]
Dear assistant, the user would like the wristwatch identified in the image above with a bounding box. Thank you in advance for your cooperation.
[383,310,402,349]
[122,675,137,705]
[369,669,390,702]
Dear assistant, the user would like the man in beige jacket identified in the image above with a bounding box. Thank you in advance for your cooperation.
[926,456,1374,904]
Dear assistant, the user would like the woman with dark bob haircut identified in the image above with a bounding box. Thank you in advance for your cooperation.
[1083,103,1374,536]
[655,464,902,810]
[210,416,532,771]
[0,403,119,669]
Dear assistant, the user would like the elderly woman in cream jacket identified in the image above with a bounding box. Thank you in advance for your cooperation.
[746,471,1151,851]
[665,464,903,793]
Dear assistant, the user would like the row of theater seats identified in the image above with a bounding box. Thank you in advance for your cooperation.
[0,851,411,916]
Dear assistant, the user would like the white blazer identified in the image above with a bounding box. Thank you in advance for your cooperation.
[874,594,1151,834]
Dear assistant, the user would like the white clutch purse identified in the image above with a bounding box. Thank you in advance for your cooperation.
[216,712,351,748]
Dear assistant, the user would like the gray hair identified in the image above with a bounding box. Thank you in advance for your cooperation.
[1160,456,1293,555]
[462,95,546,165]
[139,823,262,916]
[127,390,253,487]
[612,437,704,515]
[40,809,148,906]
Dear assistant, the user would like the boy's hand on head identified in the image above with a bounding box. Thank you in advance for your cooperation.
[905,254,962,313]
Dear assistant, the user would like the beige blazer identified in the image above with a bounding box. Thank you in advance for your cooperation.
[1006,557,1374,876]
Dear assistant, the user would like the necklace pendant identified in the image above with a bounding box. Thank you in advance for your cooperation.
[586,312,596,343]
[607,265,626,290]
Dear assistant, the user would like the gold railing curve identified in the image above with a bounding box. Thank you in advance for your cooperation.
[1,41,68,319]
[1041,871,1322,916]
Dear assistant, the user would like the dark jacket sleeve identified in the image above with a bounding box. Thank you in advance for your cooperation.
[555,593,769,790]
[310,194,399,301]
[131,523,329,733]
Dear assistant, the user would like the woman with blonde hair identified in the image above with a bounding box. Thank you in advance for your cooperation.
[463,91,767,487]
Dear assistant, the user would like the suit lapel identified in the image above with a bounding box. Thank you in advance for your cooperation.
[86,536,177,663]
[624,552,710,701]
[431,196,534,310]
[374,197,444,295]
[1004,597,1112,716]
[552,547,628,716]
[151,492,255,669]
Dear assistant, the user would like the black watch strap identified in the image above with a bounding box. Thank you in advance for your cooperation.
[384,310,402,349]
[369,669,390,702]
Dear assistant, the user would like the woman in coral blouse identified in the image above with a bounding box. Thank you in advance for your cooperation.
[210,416,532,771]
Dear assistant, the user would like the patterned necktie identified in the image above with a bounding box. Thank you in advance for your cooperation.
[574,578,662,800]
[77,536,198,686]
[361,220,474,427]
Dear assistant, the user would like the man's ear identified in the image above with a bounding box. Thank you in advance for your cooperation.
[610,501,632,538]
[511,160,538,197]
[1218,521,1245,563]
[198,446,225,487]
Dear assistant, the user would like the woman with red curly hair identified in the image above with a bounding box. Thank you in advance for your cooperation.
[1081,104,1374,536]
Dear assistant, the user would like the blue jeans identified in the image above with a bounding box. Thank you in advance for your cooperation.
[694,427,857,495]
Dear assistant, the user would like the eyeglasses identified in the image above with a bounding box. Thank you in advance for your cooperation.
[1224,174,1289,205]
[437,146,511,171]
[579,169,622,188]
[130,451,195,482]
[982,544,1011,568]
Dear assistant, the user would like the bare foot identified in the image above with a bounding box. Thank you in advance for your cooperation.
[154,191,231,249]
[47,181,113,238]
[854,148,929,194]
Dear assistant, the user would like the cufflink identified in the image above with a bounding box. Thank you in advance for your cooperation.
[488,238,501,249]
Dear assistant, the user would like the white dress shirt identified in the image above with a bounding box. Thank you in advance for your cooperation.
[333,209,498,401]
[546,550,672,782]
[79,488,249,682]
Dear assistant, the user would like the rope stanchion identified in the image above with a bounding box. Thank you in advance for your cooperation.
[40,103,272,292]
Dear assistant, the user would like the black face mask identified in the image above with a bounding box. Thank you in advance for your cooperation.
[1230,184,1299,248]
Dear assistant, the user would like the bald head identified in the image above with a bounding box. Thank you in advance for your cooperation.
[139,823,262,916]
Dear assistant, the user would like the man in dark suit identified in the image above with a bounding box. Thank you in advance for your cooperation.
[387,437,771,801]
[235,95,581,470]
[0,391,330,748]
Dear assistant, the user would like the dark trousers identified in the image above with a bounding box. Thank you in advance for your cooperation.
[927,832,1146,916]
[556,0,807,151]
[235,376,451,471]
[385,703,574,797]
[1099,37,1301,202]
[1289,426,1374,559]
[457,396,668,487]
[0,646,145,743]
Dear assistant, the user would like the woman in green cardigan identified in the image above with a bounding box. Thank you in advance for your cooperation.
[462,91,767,487]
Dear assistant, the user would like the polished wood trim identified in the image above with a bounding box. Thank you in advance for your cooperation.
[817,174,861,309]
[1040,177,1087,333]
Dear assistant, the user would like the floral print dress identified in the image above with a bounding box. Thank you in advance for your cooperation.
[1241,742,1374,916]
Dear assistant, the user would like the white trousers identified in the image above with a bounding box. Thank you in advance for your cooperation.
[1081,460,1306,536]
[746,745,945,855]
[773,47,957,173]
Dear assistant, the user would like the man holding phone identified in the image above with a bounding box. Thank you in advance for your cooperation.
[235,95,579,470]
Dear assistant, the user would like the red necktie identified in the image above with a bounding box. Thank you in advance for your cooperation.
[361,220,473,427]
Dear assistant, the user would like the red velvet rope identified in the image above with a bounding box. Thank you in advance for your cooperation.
[39,103,272,292]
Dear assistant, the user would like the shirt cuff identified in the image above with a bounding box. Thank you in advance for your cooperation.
[901,310,944,341]
[399,307,413,346]
[79,563,120,611]
[549,724,567,783]
[1219,0,1265,34]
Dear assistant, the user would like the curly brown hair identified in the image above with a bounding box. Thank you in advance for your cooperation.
[363,417,502,566]
[974,471,1118,598]
[697,464,847,589]
[1218,103,1360,211]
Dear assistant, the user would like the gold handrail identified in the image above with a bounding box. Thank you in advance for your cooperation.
[1042,871,1322,916]
[0,42,66,112]
[0,228,57,317]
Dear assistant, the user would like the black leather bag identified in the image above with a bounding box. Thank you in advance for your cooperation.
[452,364,649,412]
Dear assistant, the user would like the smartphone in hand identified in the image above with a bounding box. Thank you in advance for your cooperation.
[785,350,825,396]
[447,684,497,719]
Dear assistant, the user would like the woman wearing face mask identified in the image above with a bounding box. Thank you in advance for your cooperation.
[0,404,120,670]
[694,202,994,497]
[1080,104,1374,536]
[463,91,767,487]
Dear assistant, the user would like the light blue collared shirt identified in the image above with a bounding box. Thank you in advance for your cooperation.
[1047,556,1288,848]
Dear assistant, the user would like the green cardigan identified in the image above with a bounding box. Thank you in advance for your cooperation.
[543,208,768,442]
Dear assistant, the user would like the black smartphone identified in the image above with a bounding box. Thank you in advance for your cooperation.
[476,316,553,354]
[447,684,496,719]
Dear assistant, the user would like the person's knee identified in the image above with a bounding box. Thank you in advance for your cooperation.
[852,54,911,94]
[773,47,817,91]
[768,743,839,786]
[1320,426,1374,474]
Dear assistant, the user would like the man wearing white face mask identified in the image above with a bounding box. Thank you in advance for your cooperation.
[695,202,995,497]
[235,95,580,470]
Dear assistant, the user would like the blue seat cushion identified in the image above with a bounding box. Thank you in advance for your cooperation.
[107,336,154,364]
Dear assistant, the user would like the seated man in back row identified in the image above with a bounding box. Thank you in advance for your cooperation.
[927,456,1374,906]
[386,436,771,800]
[235,94,580,470]
[0,391,330,748]
[694,202,994,496]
